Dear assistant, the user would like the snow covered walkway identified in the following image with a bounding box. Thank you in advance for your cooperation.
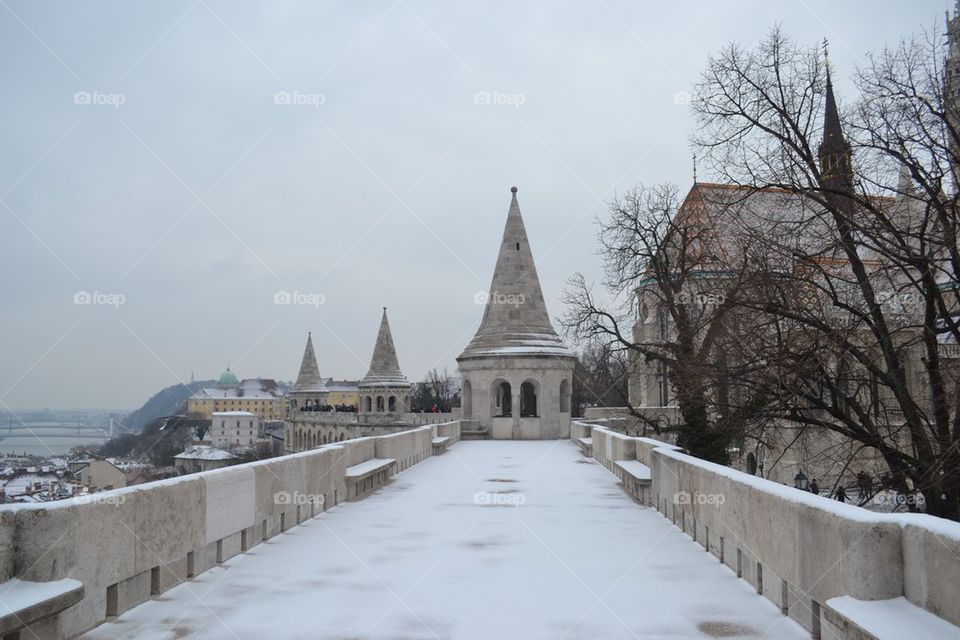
[81,441,808,639]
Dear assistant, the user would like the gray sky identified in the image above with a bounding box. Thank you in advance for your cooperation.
[0,0,946,410]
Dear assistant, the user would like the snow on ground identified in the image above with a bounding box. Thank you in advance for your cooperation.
[81,441,807,640]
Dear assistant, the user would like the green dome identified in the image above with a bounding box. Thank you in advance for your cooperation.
[218,368,239,385]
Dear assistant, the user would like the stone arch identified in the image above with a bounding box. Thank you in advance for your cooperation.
[747,452,757,475]
[462,379,473,418]
[376,396,385,412]
[520,379,539,418]
[388,395,397,412]
[339,432,346,442]
[491,379,512,417]
[559,378,571,413]
[363,395,372,413]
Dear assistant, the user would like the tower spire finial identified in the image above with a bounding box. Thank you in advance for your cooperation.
[692,154,698,183]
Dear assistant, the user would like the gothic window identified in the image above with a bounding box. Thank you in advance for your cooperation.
[376,396,385,412]
[388,396,397,412]
[656,363,670,406]
[520,381,538,417]
[494,381,512,417]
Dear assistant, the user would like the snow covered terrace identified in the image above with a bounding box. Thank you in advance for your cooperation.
[2,422,959,639]
[80,441,807,640]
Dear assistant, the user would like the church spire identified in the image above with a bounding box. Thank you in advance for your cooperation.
[818,43,854,197]
[292,332,323,392]
[458,186,572,360]
[360,308,409,386]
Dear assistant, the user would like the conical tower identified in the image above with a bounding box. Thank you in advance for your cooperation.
[457,187,575,440]
[459,186,573,359]
[358,308,411,424]
[290,332,328,411]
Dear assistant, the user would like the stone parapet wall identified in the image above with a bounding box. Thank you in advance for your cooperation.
[1,422,460,639]
[573,420,960,635]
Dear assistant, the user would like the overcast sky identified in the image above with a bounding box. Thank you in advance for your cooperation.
[0,0,947,411]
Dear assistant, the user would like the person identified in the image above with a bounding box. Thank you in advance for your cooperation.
[835,485,847,503]
[857,471,868,499]
[810,479,819,495]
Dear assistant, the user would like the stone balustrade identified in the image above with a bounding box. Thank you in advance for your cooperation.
[573,421,960,637]
[0,422,459,639]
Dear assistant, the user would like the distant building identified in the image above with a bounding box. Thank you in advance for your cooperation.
[76,459,127,491]
[210,411,260,448]
[187,372,285,420]
[173,446,237,474]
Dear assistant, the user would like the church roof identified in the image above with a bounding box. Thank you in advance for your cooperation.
[458,187,573,360]
[292,332,325,393]
[359,309,410,388]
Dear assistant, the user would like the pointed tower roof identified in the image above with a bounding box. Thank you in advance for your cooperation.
[821,65,846,154]
[458,187,573,360]
[292,332,325,392]
[359,308,409,388]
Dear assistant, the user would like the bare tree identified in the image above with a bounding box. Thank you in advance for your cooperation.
[561,184,762,463]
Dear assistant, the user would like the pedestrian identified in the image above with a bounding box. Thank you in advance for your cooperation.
[810,479,819,495]
[835,485,847,503]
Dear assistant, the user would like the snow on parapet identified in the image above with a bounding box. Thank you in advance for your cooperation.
[654,444,960,542]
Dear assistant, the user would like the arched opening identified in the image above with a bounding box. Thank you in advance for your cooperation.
[559,379,571,413]
[746,452,757,475]
[462,379,473,418]
[388,396,397,412]
[364,396,372,413]
[493,381,512,417]
[376,396,385,412]
[520,381,538,417]
[339,433,346,442]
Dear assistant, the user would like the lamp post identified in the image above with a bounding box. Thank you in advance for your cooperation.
[794,470,809,491]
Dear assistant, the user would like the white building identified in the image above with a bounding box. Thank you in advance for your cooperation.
[210,411,260,448]
[456,187,576,439]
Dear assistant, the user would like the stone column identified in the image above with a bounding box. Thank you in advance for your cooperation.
[512,390,521,439]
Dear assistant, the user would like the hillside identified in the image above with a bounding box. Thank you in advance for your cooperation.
[122,380,216,431]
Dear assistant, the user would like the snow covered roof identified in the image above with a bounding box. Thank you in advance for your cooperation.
[173,446,237,461]
[458,188,574,361]
[212,411,258,417]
